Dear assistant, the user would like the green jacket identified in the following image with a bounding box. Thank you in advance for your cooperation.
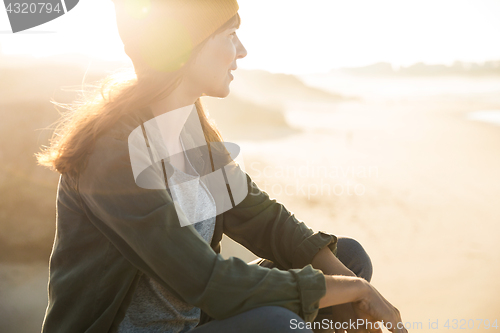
[41,105,339,332]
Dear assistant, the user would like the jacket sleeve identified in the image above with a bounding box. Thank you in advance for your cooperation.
[78,135,328,323]
[222,164,339,271]
[222,164,339,317]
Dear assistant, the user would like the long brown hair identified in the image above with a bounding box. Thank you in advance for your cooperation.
[36,13,241,177]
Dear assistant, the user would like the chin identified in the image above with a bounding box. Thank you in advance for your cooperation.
[207,87,230,98]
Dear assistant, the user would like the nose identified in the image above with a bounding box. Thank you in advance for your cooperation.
[235,35,247,60]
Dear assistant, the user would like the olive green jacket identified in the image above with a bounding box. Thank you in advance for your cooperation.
[41,105,338,332]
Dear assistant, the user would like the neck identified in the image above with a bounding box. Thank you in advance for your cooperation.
[148,82,200,144]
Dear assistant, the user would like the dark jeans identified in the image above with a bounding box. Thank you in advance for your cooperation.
[191,236,373,333]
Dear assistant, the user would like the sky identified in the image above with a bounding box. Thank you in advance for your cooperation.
[1,0,500,75]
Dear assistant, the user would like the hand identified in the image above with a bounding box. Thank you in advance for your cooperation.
[351,280,408,333]
[329,302,382,333]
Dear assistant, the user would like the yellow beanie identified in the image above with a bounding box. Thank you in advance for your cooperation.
[112,0,239,73]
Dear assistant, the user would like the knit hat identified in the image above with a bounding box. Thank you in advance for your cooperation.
[112,0,239,74]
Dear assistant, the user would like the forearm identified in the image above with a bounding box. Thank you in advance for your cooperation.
[318,275,367,309]
[311,246,356,277]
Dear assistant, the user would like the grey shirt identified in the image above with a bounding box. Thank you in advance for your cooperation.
[118,137,217,333]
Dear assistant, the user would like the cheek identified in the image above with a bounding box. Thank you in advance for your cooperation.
[225,42,237,64]
[212,39,236,68]
[195,38,236,79]
[207,50,234,80]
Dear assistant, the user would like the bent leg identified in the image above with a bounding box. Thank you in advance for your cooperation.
[190,305,313,333]
[335,236,373,282]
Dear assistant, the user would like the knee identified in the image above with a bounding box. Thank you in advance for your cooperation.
[336,236,373,282]
[255,306,313,333]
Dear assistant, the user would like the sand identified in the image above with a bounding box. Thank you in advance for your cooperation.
[1,71,499,332]
[220,93,500,332]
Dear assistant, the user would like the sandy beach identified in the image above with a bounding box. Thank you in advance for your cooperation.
[1,64,499,332]
[216,74,500,331]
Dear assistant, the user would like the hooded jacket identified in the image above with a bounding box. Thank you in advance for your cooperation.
[41,104,339,332]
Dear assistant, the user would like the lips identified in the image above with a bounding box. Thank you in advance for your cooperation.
[228,67,236,80]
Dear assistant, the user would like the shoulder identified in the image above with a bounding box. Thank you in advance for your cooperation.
[82,118,168,192]
[79,134,131,193]
[88,107,149,168]
[103,110,144,142]
[79,112,140,187]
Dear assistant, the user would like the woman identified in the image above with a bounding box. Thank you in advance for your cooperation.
[36,1,407,332]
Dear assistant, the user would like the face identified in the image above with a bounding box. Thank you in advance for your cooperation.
[184,17,247,98]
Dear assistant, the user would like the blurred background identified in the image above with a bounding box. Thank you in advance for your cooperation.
[1,0,499,332]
